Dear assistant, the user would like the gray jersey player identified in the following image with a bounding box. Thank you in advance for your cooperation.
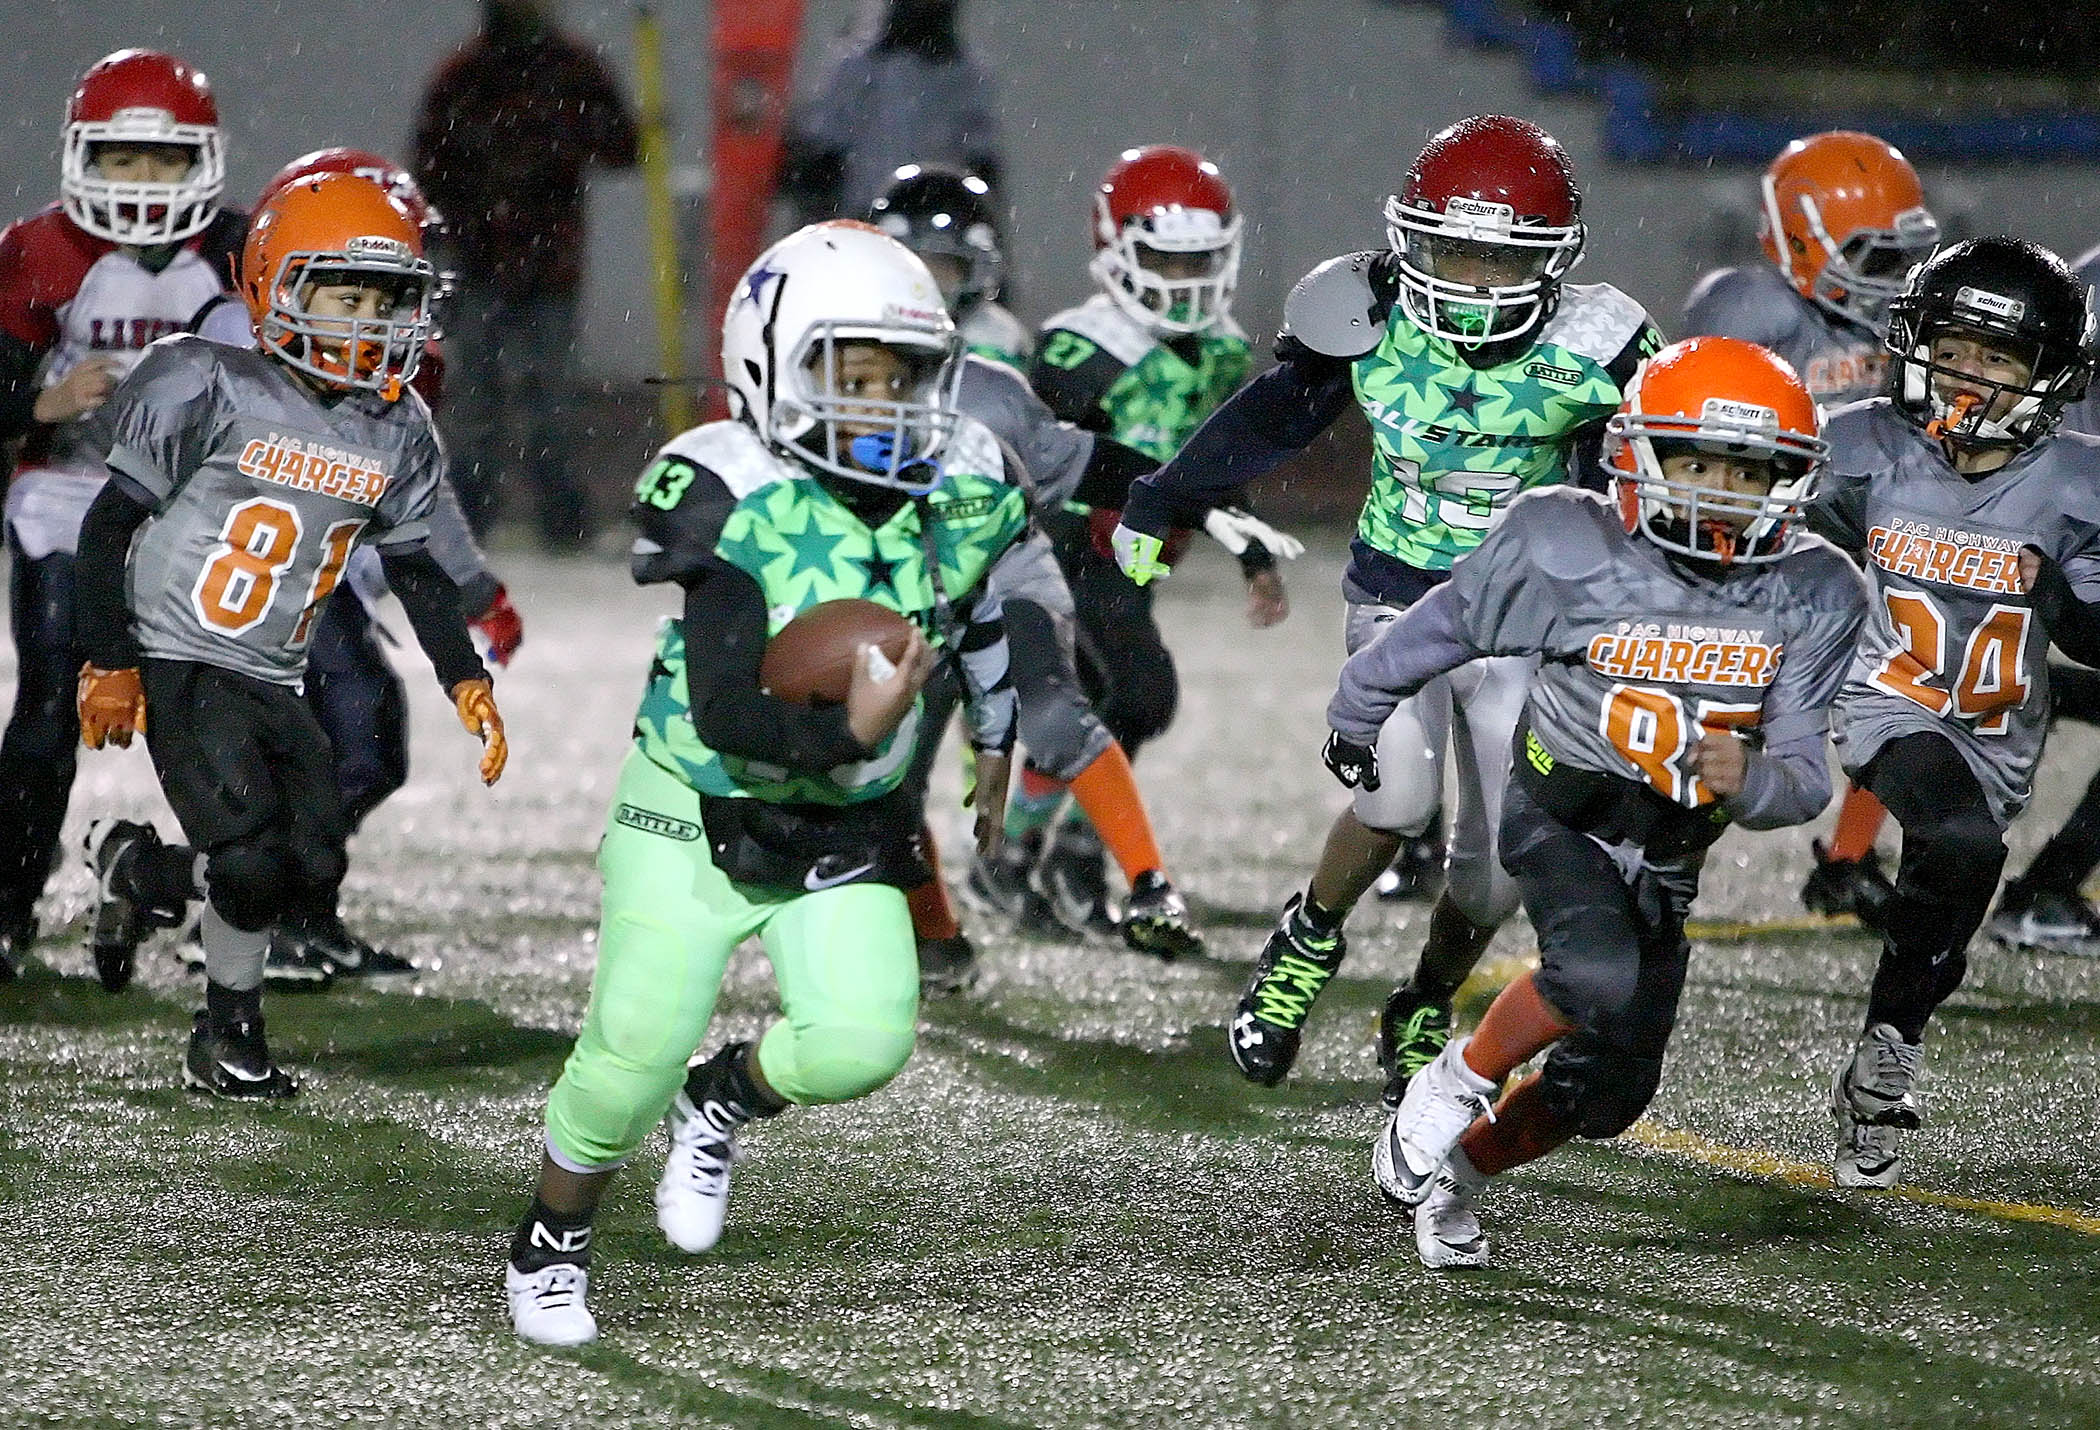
[1328,336,1862,1270]
[71,173,506,1100]
[1684,131,1940,928]
[1804,238,2100,1192]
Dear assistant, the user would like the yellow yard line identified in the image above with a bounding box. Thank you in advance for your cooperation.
[1684,913,1859,939]
[1624,1120,2100,1236]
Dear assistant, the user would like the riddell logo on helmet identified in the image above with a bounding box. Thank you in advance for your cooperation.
[1699,398,1778,430]
[881,302,944,325]
[1954,287,2025,322]
[343,235,411,262]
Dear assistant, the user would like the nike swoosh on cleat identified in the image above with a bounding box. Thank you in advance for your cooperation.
[216,1060,273,1083]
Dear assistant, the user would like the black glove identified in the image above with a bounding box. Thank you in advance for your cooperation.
[1322,730,1380,791]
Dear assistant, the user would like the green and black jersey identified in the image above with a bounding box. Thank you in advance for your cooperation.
[629,419,1027,811]
[1028,294,1252,464]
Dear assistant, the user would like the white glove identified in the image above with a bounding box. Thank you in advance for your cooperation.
[1204,506,1305,561]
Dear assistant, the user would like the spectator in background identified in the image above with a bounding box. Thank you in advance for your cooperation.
[412,0,637,552]
[781,0,1005,228]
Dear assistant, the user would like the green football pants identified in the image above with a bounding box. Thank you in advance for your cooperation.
[544,749,920,1172]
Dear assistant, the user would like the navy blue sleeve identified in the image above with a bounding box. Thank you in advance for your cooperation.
[1121,341,1356,535]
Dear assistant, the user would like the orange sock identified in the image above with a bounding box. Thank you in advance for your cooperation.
[1067,742,1165,882]
[1462,972,1577,1084]
[906,823,960,941]
[1827,785,1889,863]
[1458,1071,1579,1177]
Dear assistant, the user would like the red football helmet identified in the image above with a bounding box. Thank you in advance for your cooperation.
[1384,115,1584,345]
[60,49,225,246]
[1089,145,1240,335]
[259,148,443,236]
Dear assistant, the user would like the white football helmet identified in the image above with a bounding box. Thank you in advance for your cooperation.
[721,221,963,493]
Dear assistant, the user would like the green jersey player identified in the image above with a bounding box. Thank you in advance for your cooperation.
[1115,116,1661,1098]
[504,223,1026,1346]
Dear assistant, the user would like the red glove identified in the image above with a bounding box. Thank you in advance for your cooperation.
[470,584,524,667]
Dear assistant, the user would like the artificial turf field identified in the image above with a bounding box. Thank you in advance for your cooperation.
[5,538,2100,1429]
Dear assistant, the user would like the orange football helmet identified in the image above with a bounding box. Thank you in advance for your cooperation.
[240,172,433,401]
[1758,131,1938,333]
[1606,336,1827,565]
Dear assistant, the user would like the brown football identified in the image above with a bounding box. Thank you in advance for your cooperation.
[759,598,917,704]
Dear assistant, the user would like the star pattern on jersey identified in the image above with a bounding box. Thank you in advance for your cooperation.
[714,520,780,584]
[855,550,905,596]
[779,515,846,581]
[1439,378,1485,420]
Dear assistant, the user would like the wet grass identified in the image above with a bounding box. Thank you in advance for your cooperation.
[7,548,2100,1427]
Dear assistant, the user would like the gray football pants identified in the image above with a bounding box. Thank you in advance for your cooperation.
[1342,599,1529,929]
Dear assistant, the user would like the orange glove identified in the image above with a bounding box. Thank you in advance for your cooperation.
[78,664,146,749]
[451,677,507,785]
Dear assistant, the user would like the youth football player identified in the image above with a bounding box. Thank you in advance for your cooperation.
[1806,238,2100,1188]
[504,223,1024,1346]
[0,49,246,983]
[73,172,506,1095]
[1115,116,1662,1103]
[1354,337,1864,1267]
[1682,130,1940,927]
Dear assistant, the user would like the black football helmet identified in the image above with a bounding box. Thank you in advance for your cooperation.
[867,163,1004,310]
[1886,236,2095,450]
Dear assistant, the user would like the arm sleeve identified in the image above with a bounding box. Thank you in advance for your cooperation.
[951,579,1017,752]
[1122,342,1356,535]
[422,472,501,616]
[1067,435,1153,512]
[379,545,489,692]
[1723,557,1869,829]
[1326,581,1483,744]
[2026,547,2100,668]
[1806,471,1872,556]
[0,333,43,449]
[74,474,158,669]
[681,567,872,770]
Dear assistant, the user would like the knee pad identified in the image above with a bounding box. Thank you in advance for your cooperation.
[776,1021,916,1105]
[1016,689,1111,783]
[204,836,294,932]
[1540,1032,1664,1140]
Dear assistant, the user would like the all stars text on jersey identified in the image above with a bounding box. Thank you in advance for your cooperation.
[237,432,395,506]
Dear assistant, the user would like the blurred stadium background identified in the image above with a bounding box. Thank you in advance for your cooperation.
[4,1,2093,527]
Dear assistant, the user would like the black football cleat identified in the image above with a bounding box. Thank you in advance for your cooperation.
[1120,870,1203,961]
[1032,824,1118,939]
[290,911,419,978]
[1377,984,1454,1111]
[85,819,176,993]
[184,1011,297,1100]
[916,932,980,996]
[1373,831,1446,903]
[1228,895,1347,1086]
[1800,839,1895,931]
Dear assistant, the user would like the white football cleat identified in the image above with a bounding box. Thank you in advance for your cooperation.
[655,1089,741,1254]
[1831,1065,1903,1189]
[1374,1035,1498,1207]
[1413,1151,1491,1269]
[506,1261,597,1346]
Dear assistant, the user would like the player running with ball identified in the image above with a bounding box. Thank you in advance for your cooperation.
[504,222,1025,1346]
[1352,337,1865,1267]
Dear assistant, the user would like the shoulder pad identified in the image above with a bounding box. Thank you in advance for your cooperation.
[1508,487,1617,583]
[1779,533,1868,594]
[943,415,1008,485]
[1537,283,1653,365]
[127,332,219,402]
[1039,295,1154,368]
[658,421,787,500]
[1282,250,1389,358]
